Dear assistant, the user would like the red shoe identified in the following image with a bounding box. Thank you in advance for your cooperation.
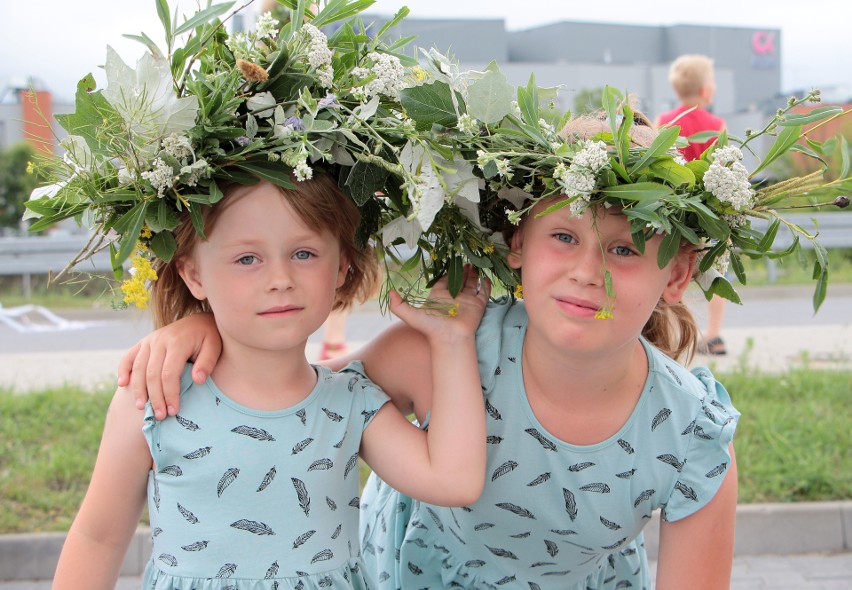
[319,342,348,360]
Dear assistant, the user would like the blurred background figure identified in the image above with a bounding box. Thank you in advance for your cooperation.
[656,54,728,355]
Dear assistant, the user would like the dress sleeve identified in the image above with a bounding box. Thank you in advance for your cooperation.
[662,366,741,522]
[141,363,198,467]
[338,361,391,432]
[475,298,513,394]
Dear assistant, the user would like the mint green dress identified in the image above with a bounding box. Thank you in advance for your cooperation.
[360,299,739,589]
[142,362,389,589]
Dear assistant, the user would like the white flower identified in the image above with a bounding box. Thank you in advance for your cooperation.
[457,113,479,136]
[294,155,313,181]
[180,159,209,187]
[161,133,193,160]
[117,166,136,186]
[141,157,177,197]
[102,47,198,150]
[476,149,493,168]
[714,251,731,275]
[255,12,279,40]
[300,24,333,88]
[352,52,405,99]
[704,149,755,211]
[226,32,249,59]
[672,152,688,166]
[557,168,596,198]
[572,140,609,172]
[495,158,512,178]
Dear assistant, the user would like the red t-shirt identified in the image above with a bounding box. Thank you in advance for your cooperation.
[656,105,725,162]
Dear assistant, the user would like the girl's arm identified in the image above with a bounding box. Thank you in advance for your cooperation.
[358,268,489,506]
[655,445,738,589]
[52,388,151,590]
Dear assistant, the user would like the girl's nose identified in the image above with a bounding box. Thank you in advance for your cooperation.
[569,245,604,286]
[267,259,295,291]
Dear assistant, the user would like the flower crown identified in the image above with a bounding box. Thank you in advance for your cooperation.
[25,0,851,313]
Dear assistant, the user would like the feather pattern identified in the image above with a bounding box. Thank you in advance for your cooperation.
[322,408,344,422]
[158,465,183,477]
[615,468,637,479]
[544,539,559,557]
[491,460,518,481]
[215,563,237,578]
[633,489,655,507]
[231,425,276,441]
[311,549,334,563]
[656,453,685,472]
[705,462,728,478]
[293,530,316,548]
[495,502,536,519]
[265,561,279,579]
[217,468,239,497]
[291,437,314,454]
[308,458,334,471]
[256,466,276,492]
[485,399,502,420]
[291,478,311,516]
[527,472,551,486]
[524,428,557,451]
[181,540,208,551]
[296,409,306,425]
[157,553,177,566]
[579,482,611,493]
[177,502,199,524]
[175,415,199,431]
[600,516,622,530]
[563,488,578,521]
[617,439,635,454]
[230,519,276,535]
[651,408,672,431]
[426,506,445,531]
[568,462,595,472]
[344,452,359,479]
[485,545,519,559]
[486,435,504,444]
[183,446,212,460]
[674,481,698,501]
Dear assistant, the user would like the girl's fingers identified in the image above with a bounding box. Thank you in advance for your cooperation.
[117,342,141,388]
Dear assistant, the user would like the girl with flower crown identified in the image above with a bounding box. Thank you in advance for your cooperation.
[52,173,489,589]
[116,114,739,589]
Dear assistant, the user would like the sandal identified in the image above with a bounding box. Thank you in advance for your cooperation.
[697,336,727,356]
[319,341,348,361]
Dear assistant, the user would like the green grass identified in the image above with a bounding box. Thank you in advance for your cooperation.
[2,368,851,534]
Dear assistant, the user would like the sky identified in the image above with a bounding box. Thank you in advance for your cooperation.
[1,0,849,103]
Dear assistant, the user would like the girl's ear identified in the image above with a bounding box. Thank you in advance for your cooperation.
[177,256,207,301]
[507,227,524,270]
[662,249,698,304]
[336,254,349,289]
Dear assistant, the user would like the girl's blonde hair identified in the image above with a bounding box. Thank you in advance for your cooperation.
[506,110,700,361]
[150,173,380,329]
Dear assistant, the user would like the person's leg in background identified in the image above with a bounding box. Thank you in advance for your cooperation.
[320,308,350,360]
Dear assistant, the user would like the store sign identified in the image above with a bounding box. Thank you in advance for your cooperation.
[751,31,778,69]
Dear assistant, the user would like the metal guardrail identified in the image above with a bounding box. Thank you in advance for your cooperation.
[1,212,850,290]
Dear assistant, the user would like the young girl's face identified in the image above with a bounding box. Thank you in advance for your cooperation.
[178,181,347,355]
[509,201,694,356]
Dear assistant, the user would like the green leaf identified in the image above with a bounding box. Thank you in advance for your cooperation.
[173,2,235,35]
[232,161,297,190]
[812,268,827,311]
[730,250,746,285]
[156,0,173,48]
[647,159,695,188]
[399,81,461,131]
[188,203,206,240]
[601,182,673,201]
[150,230,178,262]
[840,135,850,180]
[398,249,422,273]
[751,124,802,176]
[115,202,149,264]
[686,159,710,181]
[312,0,376,27]
[516,73,540,125]
[757,218,781,252]
[467,63,513,124]
[657,228,681,268]
[345,161,389,206]
[375,6,410,39]
[778,106,843,126]
[601,86,621,137]
[447,255,464,297]
[629,126,680,174]
[55,77,123,157]
[707,276,742,304]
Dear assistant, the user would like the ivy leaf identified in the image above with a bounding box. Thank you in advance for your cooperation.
[54,75,122,157]
[400,81,462,131]
[345,161,389,206]
[467,63,513,124]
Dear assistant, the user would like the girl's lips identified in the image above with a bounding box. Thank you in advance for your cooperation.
[258,306,302,316]
[555,296,600,317]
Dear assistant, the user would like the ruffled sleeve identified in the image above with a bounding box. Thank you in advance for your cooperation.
[475,297,516,395]
[662,366,740,522]
[141,363,198,465]
[336,361,391,432]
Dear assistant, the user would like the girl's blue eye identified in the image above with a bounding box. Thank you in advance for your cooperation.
[237,255,257,265]
[555,233,576,244]
[612,245,636,257]
[294,250,314,260]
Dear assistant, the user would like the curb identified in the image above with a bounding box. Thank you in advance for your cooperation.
[2,502,851,582]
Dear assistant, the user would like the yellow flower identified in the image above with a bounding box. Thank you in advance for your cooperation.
[26,161,35,174]
[594,304,614,320]
[483,243,494,254]
[139,225,153,240]
[513,284,523,299]
[448,304,459,317]
[120,242,158,309]
[412,66,427,82]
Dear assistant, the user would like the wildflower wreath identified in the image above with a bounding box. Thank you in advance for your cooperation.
[25,0,851,312]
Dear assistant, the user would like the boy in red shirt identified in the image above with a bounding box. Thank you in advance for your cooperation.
[656,54,727,355]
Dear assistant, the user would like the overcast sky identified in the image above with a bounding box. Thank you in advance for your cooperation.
[1,0,848,103]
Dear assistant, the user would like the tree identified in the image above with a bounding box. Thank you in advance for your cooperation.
[0,142,39,234]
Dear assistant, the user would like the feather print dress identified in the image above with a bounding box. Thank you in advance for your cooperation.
[360,299,739,589]
[142,362,388,589]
